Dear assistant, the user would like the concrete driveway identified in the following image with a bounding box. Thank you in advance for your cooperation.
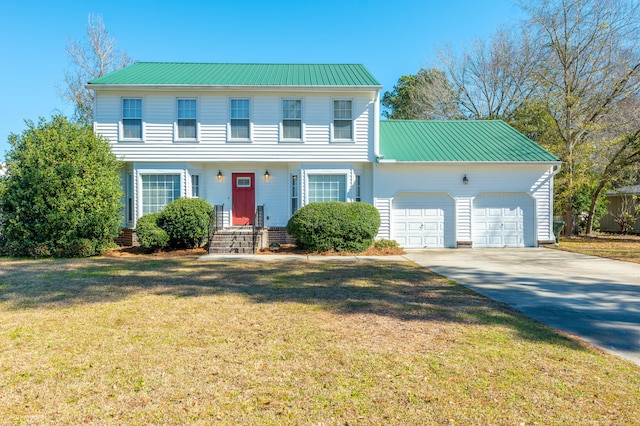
[403,248,640,366]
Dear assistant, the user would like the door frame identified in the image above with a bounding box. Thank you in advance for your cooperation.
[232,172,255,226]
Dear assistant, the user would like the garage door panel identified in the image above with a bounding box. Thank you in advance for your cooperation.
[392,194,455,248]
[473,193,534,248]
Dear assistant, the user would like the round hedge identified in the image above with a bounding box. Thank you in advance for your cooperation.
[286,201,381,252]
[135,212,169,252]
[159,198,213,248]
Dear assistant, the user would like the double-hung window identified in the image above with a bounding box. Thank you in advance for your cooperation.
[333,100,353,140]
[122,98,142,139]
[177,99,197,139]
[230,99,250,140]
[308,174,346,203]
[282,99,302,140]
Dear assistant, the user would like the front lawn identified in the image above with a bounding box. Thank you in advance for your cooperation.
[1,256,639,424]
[552,233,640,264]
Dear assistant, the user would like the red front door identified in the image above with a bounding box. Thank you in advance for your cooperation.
[232,173,255,225]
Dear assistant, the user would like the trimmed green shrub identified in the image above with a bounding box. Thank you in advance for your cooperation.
[159,198,213,248]
[373,238,401,250]
[135,213,169,252]
[0,115,123,257]
[286,201,381,252]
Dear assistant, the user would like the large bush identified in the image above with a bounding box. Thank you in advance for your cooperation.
[159,198,213,248]
[286,201,381,252]
[0,115,123,257]
[135,213,169,252]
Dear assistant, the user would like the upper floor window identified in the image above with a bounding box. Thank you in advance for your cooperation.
[282,99,302,140]
[177,99,197,139]
[230,99,250,140]
[122,98,142,139]
[333,100,353,140]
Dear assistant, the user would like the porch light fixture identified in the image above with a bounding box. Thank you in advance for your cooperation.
[463,174,469,185]
[217,170,223,181]
[264,170,270,180]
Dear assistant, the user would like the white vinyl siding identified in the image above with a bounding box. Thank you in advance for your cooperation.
[122,98,142,139]
[177,99,197,140]
[141,174,181,215]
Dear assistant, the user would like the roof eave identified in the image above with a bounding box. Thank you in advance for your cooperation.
[85,83,383,91]
[378,160,562,166]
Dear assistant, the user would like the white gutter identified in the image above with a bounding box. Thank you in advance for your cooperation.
[85,83,383,92]
[377,159,562,166]
[373,88,381,161]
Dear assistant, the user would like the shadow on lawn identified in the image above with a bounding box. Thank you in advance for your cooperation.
[0,256,581,349]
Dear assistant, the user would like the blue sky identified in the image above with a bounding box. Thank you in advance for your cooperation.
[0,0,525,161]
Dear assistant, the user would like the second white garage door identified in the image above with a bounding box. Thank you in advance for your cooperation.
[392,193,455,248]
[473,193,535,248]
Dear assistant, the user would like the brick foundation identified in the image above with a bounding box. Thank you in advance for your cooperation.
[266,227,296,245]
[115,228,139,247]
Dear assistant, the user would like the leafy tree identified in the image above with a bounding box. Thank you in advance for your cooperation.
[0,115,123,257]
[382,68,461,119]
[60,14,132,124]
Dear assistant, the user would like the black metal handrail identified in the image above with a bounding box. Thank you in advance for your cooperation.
[252,205,265,253]
[208,204,224,245]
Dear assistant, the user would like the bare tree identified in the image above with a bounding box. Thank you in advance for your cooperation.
[60,14,132,123]
[437,26,540,120]
[521,0,640,234]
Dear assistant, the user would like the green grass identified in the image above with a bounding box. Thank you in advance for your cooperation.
[0,256,639,424]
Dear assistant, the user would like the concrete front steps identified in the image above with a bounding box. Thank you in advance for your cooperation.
[208,226,267,254]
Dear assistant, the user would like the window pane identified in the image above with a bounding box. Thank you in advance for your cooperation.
[231,99,250,119]
[141,174,180,215]
[231,119,250,139]
[178,99,196,118]
[123,99,142,118]
[191,175,199,198]
[178,119,196,139]
[283,119,301,139]
[123,119,142,139]
[334,120,352,140]
[283,100,301,119]
[333,100,352,119]
[308,175,346,203]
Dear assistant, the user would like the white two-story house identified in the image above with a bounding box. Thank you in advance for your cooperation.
[89,62,560,249]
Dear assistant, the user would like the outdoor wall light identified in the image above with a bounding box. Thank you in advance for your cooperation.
[463,174,469,185]
[264,170,270,180]
[217,170,223,181]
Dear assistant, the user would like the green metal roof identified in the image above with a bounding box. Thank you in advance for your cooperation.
[88,62,381,87]
[379,120,560,162]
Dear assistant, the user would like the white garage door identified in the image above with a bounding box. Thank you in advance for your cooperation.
[392,193,455,248]
[473,193,535,248]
